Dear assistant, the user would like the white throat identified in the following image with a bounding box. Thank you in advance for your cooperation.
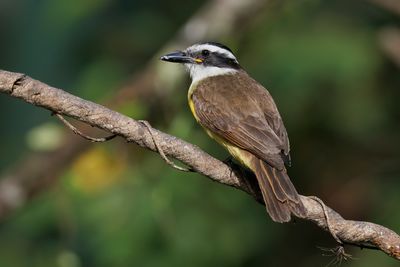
[186,64,238,84]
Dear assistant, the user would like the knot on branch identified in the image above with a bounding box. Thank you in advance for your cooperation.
[0,70,26,94]
[12,74,27,93]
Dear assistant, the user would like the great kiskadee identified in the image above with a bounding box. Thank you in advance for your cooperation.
[160,42,306,222]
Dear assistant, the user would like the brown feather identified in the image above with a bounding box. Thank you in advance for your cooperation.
[252,158,306,222]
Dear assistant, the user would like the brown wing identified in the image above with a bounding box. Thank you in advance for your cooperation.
[192,71,290,170]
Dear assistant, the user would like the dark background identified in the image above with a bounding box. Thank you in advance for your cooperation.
[0,0,399,266]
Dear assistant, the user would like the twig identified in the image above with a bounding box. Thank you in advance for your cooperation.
[139,120,193,172]
[309,196,342,244]
[53,113,117,142]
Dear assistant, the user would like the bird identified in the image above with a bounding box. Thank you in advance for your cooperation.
[160,42,306,223]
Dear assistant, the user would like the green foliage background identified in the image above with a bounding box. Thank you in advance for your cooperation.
[0,0,399,266]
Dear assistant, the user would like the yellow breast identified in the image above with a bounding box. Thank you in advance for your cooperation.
[188,83,199,121]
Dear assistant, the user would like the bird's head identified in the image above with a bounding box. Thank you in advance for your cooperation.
[160,42,241,83]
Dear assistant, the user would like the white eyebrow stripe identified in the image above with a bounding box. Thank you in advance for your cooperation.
[188,44,237,61]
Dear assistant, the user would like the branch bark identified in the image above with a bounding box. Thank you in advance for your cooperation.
[1,69,399,260]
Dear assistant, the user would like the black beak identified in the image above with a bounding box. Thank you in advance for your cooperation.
[160,51,194,64]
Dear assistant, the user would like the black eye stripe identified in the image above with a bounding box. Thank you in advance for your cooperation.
[202,52,240,69]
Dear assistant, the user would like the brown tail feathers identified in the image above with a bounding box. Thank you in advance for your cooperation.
[251,158,306,223]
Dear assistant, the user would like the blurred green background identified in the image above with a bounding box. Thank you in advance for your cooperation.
[0,0,399,266]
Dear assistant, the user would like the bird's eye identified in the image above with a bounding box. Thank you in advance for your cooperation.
[201,50,210,56]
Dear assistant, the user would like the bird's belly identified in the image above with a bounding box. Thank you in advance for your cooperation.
[211,133,253,169]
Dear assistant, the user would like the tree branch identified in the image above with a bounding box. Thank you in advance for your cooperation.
[0,69,399,260]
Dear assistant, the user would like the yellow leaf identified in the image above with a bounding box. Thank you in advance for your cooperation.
[70,147,126,194]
